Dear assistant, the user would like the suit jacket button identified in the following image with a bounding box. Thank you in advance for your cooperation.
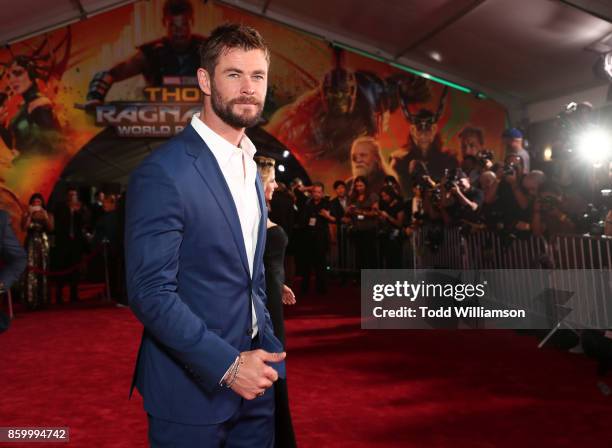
[246,328,253,336]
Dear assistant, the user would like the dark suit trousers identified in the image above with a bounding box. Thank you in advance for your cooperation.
[147,338,275,448]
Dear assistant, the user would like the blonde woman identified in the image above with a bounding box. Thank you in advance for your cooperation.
[255,156,297,448]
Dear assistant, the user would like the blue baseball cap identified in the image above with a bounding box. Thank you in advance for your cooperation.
[502,128,523,139]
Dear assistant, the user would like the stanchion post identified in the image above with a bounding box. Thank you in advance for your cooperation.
[102,239,112,302]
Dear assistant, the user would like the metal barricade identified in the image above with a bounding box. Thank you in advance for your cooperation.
[545,234,612,329]
[329,222,612,275]
[462,231,548,269]
[330,225,357,273]
[409,226,464,269]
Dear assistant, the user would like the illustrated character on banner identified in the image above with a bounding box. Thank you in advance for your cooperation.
[0,29,70,162]
[85,0,206,107]
[345,136,394,197]
[266,47,431,163]
[390,86,458,196]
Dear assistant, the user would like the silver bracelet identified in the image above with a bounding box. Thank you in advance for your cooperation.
[226,354,243,388]
[220,356,239,387]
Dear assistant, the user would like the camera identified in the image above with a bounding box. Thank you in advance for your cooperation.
[476,150,494,166]
[443,168,462,190]
[430,187,442,205]
[503,162,517,177]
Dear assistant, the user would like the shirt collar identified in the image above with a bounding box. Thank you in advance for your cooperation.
[190,112,257,168]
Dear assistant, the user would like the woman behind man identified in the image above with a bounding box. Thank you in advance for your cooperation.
[255,156,297,448]
[21,193,53,309]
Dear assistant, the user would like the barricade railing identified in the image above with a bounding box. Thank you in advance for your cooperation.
[329,224,612,334]
[329,224,612,274]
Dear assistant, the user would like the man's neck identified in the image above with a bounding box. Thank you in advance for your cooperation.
[199,105,245,147]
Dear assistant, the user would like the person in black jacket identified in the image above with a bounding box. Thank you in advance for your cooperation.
[300,182,334,294]
[52,187,89,304]
[329,180,350,276]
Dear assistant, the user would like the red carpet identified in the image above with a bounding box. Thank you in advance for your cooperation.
[1,284,611,447]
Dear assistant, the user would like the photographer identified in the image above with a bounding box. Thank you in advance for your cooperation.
[531,181,575,238]
[382,175,403,199]
[439,168,484,226]
[502,128,530,173]
[461,155,480,186]
[405,160,439,224]
[464,150,495,188]
[459,126,485,158]
[479,171,504,228]
[496,154,531,232]
[377,186,405,268]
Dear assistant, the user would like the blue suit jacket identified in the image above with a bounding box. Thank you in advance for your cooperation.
[125,125,285,425]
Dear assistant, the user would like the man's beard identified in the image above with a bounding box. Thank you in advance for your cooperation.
[211,84,263,129]
[353,164,373,178]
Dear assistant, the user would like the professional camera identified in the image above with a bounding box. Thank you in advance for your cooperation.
[430,187,443,205]
[443,168,461,190]
[476,150,494,166]
[503,162,517,177]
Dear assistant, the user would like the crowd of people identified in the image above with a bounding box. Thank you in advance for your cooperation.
[264,126,612,279]
[19,187,126,310]
[9,123,612,308]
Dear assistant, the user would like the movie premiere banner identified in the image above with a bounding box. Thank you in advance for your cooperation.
[0,0,507,238]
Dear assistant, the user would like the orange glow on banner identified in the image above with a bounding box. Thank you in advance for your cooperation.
[0,0,506,239]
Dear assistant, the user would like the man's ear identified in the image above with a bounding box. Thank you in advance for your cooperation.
[431,124,438,134]
[197,68,211,96]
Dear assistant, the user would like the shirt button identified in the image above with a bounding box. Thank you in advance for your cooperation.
[246,328,254,336]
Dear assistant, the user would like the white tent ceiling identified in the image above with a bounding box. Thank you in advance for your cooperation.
[218,0,612,109]
[1,0,612,109]
[0,0,137,45]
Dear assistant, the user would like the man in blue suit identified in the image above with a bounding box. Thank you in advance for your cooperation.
[125,24,286,447]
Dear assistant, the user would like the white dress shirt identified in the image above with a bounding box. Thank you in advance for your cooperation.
[191,113,260,338]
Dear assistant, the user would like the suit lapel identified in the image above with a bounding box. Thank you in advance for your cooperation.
[252,175,267,284]
[185,127,250,278]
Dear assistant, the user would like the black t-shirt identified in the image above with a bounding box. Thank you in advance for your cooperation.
[445,187,484,223]
[379,199,404,239]
[329,196,348,223]
[379,200,404,226]
[497,181,530,224]
[301,197,331,237]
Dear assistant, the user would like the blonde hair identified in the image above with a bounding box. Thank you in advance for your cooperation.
[254,156,275,184]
